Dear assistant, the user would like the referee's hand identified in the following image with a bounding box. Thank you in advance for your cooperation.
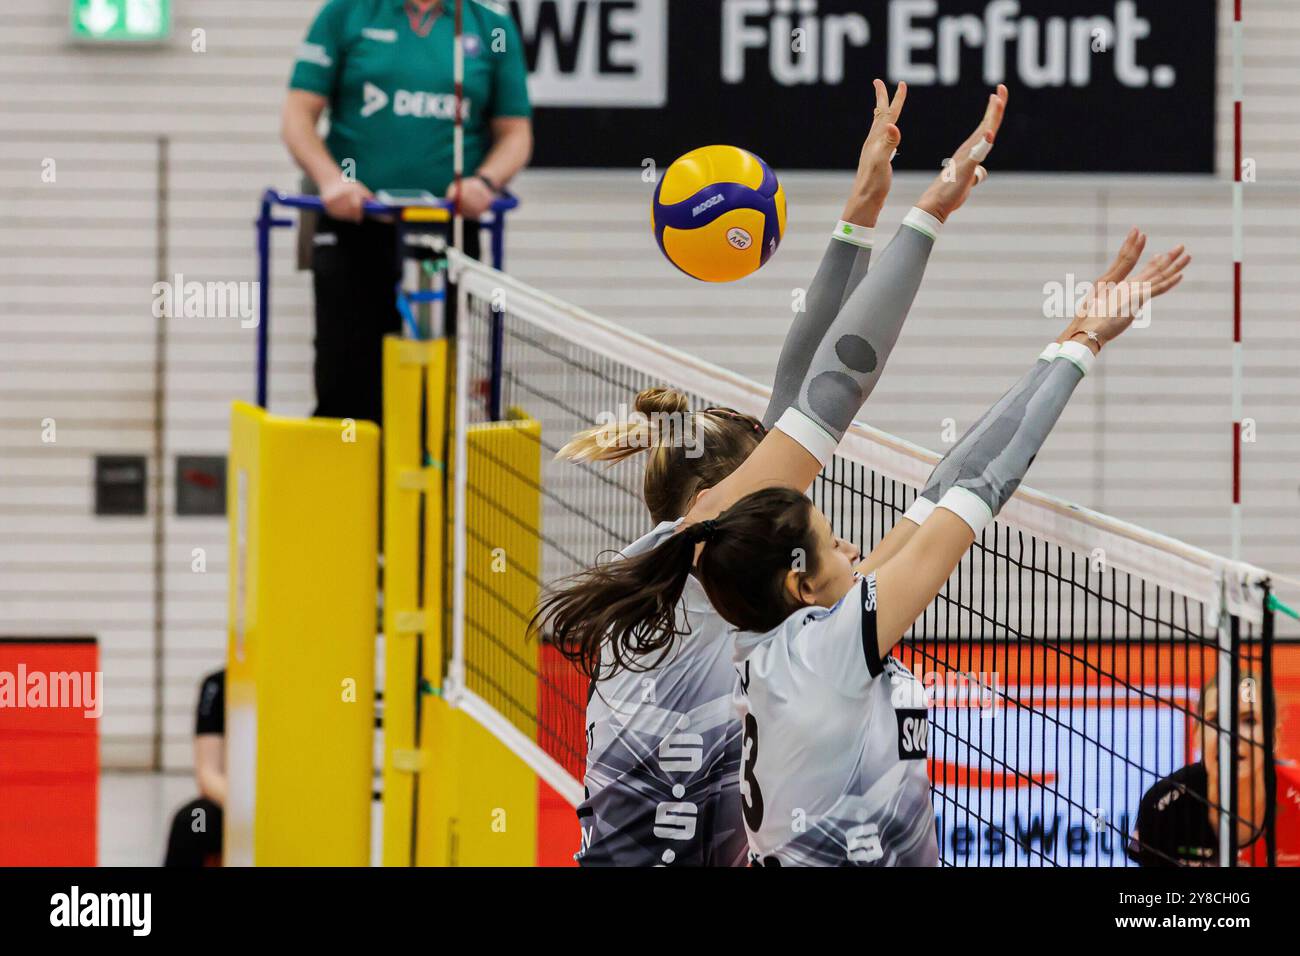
[445,177,496,219]
[322,179,374,223]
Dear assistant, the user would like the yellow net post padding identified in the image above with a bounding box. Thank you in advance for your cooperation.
[225,401,379,865]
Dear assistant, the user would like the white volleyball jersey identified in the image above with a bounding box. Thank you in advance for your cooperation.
[575,520,747,867]
[732,572,938,867]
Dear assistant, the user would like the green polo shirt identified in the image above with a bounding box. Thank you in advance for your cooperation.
[290,0,531,195]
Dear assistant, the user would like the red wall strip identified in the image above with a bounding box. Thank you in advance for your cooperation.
[0,640,99,866]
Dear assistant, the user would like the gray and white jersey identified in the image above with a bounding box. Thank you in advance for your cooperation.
[733,573,938,867]
[575,520,747,867]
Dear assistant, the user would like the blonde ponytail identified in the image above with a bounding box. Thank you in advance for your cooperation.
[555,387,691,465]
[557,387,764,524]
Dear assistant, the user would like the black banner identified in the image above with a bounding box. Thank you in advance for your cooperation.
[512,0,1216,173]
[0,867,1295,940]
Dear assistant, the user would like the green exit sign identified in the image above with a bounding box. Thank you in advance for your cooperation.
[71,0,171,42]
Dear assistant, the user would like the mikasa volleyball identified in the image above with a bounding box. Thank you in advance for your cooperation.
[651,145,787,282]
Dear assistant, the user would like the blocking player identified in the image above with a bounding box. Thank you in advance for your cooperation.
[564,79,1010,865]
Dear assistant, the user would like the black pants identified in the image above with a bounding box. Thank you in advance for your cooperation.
[163,797,223,867]
[311,215,481,426]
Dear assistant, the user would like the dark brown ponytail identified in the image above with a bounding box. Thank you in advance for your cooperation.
[532,522,711,681]
[533,487,823,682]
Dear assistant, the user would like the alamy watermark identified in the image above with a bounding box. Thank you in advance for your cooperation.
[1043,274,1152,327]
[152,274,259,327]
[910,669,1002,717]
[0,666,103,718]
[50,886,150,936]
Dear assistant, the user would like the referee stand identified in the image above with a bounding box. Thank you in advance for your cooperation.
[253,188,519,410]
[228,190,520,865]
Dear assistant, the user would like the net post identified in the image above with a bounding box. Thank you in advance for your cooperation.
[1230,0,1245,563]
[1261,580,1277,866]
[1216,576,1234,866]
[485,207,507,420]
[1228,613,1241,865]
[488,301,504,421]
[446,264,471,705]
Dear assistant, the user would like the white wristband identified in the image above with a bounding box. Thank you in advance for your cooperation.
[1056,340,1096,377]
[902,495,936,527]
[774,408,838,467]
[937,487,993,536]
[901,207,943,242]
[1037,343,1061,363]
[832,220,874,249]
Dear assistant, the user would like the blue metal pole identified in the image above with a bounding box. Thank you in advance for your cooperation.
[490,214,506,271]
[255,194,273,408]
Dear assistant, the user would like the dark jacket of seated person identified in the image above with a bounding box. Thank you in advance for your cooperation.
[164,669,225,867]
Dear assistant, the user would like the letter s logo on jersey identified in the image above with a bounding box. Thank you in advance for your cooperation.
[653,802,698,841]
[658,733,703,773]
[845,822,884,864]
[895,708,928,760]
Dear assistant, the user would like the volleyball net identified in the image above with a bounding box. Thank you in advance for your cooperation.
[442,248,1293,867]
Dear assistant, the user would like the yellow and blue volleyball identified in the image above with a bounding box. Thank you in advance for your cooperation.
[652,145,787,282]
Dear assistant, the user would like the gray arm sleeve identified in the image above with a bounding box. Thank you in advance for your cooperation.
[762,236,871,429]
[936,347,1092,529]
[840,247,873,311]
[913,347,1059,510]
[784,216,937,444]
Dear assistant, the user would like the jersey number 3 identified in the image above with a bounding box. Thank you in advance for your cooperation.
[741,713,764,832]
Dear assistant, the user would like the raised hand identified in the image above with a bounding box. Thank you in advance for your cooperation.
[1070,232,1191,349]
[1094,226,1147,288]
[915,84,1009,223]
[842,79,907,226]
[1057,227,1145,344]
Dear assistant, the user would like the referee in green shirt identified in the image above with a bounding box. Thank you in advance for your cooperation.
[281,0,532,424]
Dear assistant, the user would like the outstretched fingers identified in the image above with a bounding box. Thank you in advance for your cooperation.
[969,86,1009,151]
[982,83,1009,137]
[914,85,1008,221]
[1137,244,1187,282]
[952,85,1008,182]
[864,79,906,163]
[873,77,889,113]
[1096,228,1147,286]
[1148,250,1191,297]
[870,79,907,129]
[1150,271,1186,298]
[1130,246,1191,312]
[847,80,906,218]
[890,79,908,119]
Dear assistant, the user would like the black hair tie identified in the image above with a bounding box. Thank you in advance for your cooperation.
[696,519,720,543]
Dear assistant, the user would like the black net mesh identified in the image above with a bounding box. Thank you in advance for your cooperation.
[451,288,1275,866]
